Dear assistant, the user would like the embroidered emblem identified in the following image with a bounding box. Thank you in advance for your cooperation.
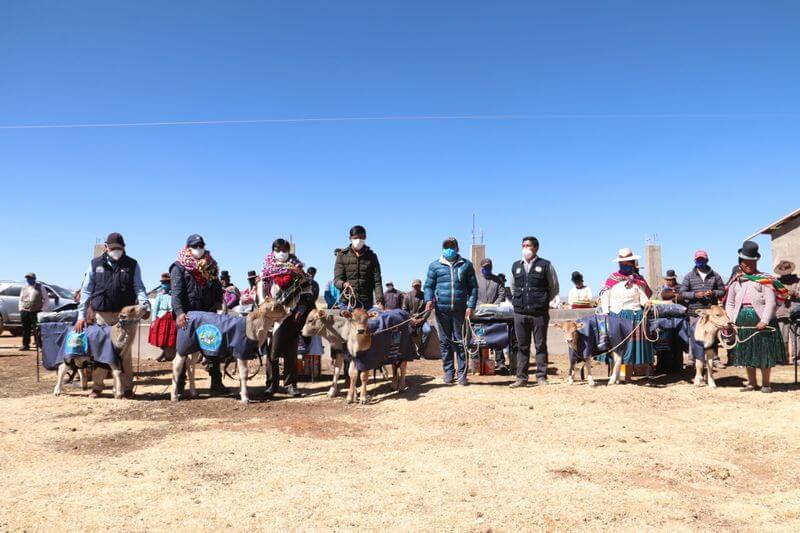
[196,324,222,352]
[535,266,543,273]
[65,332,88,356]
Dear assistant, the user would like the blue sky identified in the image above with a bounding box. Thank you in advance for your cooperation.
[1,1,798,294]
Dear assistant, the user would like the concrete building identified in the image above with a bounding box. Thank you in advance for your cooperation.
[643,243,663,293]
[746,208,800,270]
[471,243,485,269]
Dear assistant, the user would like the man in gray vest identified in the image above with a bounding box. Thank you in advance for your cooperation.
[19,272,49,351]
[509,236,559,388]
[476,258,509,374]
[76,232,150,398]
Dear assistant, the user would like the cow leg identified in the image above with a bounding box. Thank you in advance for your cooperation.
[391,363,399,391]
[54,363,67,396]
[187,354,198,398]
[398,361,408,392]
[171,354,186,402]
[346,360,357,404]
[237,358,250,404]
[567,358,576,385]
[78,368,88,391]
[586,357,595,387]
[329,353,343,398]
[608,352,622,386]
[111,365,124,399]
[694,359,704,386]
[380,366,389,382]
[706,352,717,389]
[359,370,369,404]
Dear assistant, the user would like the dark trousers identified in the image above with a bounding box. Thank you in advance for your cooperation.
[514,312,549,381]
[435,307,467,381]
[268,319,299,388]
[21,310,38,349]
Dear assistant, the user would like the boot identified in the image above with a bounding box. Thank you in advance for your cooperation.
[208,362,228,395]
[177,367,186,395]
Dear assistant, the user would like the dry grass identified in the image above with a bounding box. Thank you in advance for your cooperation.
[2,332,800,532]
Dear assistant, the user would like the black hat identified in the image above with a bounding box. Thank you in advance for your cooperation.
[307,267,317,276]
[25,272,36,279]
[186,234,205,247]
[247,270,258,279]
[738,240,761,261]
[664,269,677,280]
[480,258,492,267]
[571,271,583,282]
[220,270,230,279]
[349,225,367,237]
[105,232,125,250]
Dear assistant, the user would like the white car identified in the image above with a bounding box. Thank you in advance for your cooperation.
[0,280,76,336]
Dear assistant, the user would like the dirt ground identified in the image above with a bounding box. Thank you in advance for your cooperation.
[2,331,800,532]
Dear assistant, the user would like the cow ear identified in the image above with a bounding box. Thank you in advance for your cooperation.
[696,309,708,317]
[316,309,326,319]
[341,310,352,319]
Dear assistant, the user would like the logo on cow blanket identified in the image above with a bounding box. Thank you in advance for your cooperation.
[196,324,222,352]
[65,331,88,356]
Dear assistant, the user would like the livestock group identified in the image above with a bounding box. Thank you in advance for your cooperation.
[24,225,800,403]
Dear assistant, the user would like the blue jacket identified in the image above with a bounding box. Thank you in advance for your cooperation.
[424,256,478,311]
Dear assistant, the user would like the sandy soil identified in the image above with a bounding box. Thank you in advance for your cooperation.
[1,331,800,532]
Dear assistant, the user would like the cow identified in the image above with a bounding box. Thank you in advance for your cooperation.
[170,299,288,404]
[551,320,596,386]
[300,308,373,404]
[692,304,734,388]
[53,304,148,399]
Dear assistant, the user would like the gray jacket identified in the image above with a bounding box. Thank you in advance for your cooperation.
[477,273,506,305]
[678,267,726,316]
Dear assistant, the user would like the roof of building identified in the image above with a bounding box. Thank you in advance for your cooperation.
[746,208,800,241]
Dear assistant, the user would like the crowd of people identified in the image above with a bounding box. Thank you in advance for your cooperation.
[16,226,800,398]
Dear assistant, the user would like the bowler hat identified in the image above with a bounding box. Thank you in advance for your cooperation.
[571,271,583,282]
[738,240,761,261]
[664,269,677,280]
[247,270,258,279]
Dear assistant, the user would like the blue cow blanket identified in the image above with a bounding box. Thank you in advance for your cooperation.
[352,309,416,372]
[469,322,509,350]
[298,335,324,355]
[176,311,259,360]
[40,322,120,371]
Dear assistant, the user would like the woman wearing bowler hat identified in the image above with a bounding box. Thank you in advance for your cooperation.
[725,241,788,392]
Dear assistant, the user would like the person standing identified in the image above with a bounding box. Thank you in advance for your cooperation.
[567,271,593,309]
[18,273,50,351]
[725,241,787,393]
[679,250,727,364]
[260,238,315,398]
[382,281,404,310]
[306,267,321,302]
[149,272,176,362]
[476,258,509,374]
[170,234,224,394]
[424,237,478,385]
[403,279,431,356]
[77,232,150,398]
[774,260,800,364]
[660,270,683,303]
[334,226,383,309]
[220,270,241,311]
[509,236,560,388]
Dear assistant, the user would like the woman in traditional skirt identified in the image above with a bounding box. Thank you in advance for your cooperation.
[725,241,788,393]
[149,272,176,362]
[599,248,654,383]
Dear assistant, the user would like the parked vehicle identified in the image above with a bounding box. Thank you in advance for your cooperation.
[0,280,76,336]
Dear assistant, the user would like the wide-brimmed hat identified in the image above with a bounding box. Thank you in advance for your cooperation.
[411,279,422,286]
[612,247,640,263]
[774,260,795,276]
[664,269,677,280]
[738,240,761,261]
[160,272,171,283]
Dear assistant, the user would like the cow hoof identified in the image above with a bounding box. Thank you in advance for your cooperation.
[53,391,61,397]
[588,381,596,388]
[189,390,199,399]
[240,398,250,405]
[709,382,717,389]
[170,395,180,402]
[607,381,617,386]
[328,387,337,398]
[567,378,574,385]
[346,396,354,404]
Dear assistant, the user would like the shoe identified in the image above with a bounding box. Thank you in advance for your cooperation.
[509,379,527,389]
[208,364,228,395]
[537,379,548,386]
[458,379,468,386]
[284,385,302,398]
[88,390,100,399]
[264,383,277,398]
[739,385,757,392]
[123,390,135,400]
[443,373,454,385]
[495,366,510,376]
[761,386,772,394]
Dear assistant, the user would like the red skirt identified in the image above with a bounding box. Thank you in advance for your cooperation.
[148,312,177,348]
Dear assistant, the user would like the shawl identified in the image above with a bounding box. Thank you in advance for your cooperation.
[176,247,219,286]
[261,252,303,292]
[602,271,653,298]
[739,273,789,303]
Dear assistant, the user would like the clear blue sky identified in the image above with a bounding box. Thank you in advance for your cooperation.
[1,1,798,294]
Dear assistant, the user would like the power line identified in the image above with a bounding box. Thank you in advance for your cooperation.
[0,113,795,130]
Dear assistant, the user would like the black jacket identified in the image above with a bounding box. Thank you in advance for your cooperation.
[333,245,383,308]
[170,262,223,316]
[678,267,726,316]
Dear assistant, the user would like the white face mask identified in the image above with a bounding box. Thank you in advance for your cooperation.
[351,238,365,251]
[522,248,534,260]
[274,251,289,262]
[107,249,124,261]
[190,247,205,260]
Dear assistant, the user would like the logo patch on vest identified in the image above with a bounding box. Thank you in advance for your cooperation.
[535,266,543,273]
[65,332,88,356]
[516,267,522,275]
[196,324,222,352]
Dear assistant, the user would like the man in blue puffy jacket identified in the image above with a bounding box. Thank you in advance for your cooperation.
[424,237,478,385]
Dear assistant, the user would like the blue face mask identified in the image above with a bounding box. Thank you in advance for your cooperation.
[26,279,35,286]
[481,267,492,278]
[695,259,709,270]
[619,264,634,275]
[442,248,458,261]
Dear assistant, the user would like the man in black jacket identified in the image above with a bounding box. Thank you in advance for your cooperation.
[509,236,560,388]
[170,234,225,394]
[333,225,383,309]
[679,249,727,363]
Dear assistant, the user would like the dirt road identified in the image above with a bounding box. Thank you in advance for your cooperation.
[1,332,799,531]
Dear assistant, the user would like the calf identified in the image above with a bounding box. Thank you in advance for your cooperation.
[53,305,147,399]
[171,299,287,403]
[301,308,373,403]
[552,320,596,386]
[692,305,733,388]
